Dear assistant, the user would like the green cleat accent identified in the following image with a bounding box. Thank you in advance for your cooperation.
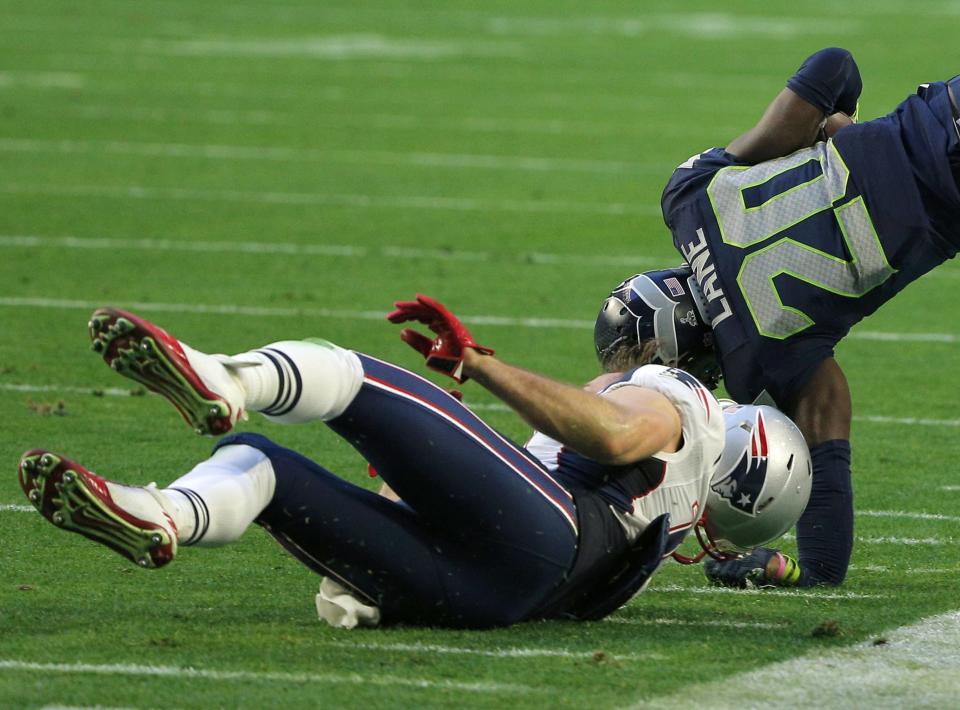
[18,449,177,569]
[88,308,236,436]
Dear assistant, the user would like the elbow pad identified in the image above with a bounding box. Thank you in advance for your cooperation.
[786,47,862,117]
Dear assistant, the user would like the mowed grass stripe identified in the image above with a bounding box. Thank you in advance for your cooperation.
[2,297,959,342]
[0,660,539,694]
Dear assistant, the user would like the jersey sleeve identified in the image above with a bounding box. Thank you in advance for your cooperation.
[603,364,725,467]
[661,148,742,224]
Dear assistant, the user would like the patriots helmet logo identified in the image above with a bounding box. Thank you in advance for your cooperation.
[711,410,769,516]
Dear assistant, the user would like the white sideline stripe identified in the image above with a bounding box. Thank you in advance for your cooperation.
[648,584,886,599]
[632,610,960,709]
[0,659,536,694]
[0,505,34,512]
[0,138,663,175]
[0,183,660,217]
[859,509,960,523]
[606,616,787,629]
[941,485,960,491]
[2,297,960,344]
[323,640,660,662]
[0,234,666,267]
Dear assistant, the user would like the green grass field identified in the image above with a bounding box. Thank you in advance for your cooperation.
[2,1,960,707]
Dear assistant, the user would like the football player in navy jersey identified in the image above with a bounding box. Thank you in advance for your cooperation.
[19,298,808,627]
[602,47,960,588]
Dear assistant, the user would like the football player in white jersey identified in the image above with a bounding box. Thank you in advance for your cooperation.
[19,295,808,627]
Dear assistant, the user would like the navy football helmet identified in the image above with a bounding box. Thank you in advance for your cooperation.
[594,267,720,388]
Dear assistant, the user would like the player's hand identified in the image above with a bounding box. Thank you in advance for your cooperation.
[387,294,494,383]
[704,548,801,588]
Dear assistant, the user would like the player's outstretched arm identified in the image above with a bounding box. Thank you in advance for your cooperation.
[462,350,681,464]
[388,294,681,464]
[726,47,861,164]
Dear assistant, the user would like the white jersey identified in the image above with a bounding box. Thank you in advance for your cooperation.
[525,364,724,545]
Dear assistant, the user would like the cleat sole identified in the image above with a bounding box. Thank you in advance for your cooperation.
[88,307,233,436]
[17,449,175,569]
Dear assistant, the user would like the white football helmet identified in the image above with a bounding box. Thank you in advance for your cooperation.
[699,403,812,557]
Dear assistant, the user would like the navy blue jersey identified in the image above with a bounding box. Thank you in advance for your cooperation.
[661,80,960,403]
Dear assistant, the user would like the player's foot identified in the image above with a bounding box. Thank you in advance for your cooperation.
[88,307,246,435]
[18,449,178,568]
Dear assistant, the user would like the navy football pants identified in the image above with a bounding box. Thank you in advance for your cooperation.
[216,354,580,628]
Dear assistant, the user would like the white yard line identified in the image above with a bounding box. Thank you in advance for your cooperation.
[0,71,85,89]
[631,610,960,709]
[0,137,663,175]
[849,565,959,575]
[134,34,523,61]
[780,533,950,546]
[859,509,960,523]
[647,584,886,599]
[941,485,960,492]
[0,296,596,329]
[0,183,656,216]
[606,616,787,629]
[0,659,537,694]
[0,505,34,512]
[320,640,660,661]
[0,234,666,267]
[65,103,737,138]
[2,296,960,344]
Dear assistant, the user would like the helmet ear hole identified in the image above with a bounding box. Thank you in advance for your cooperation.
[595,267,721,387]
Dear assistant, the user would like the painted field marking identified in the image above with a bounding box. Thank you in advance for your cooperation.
[606,616,787,629]
[647,584,886,599]
[484,13,861,39]
[941,485,960,491]
[0,137,666,175]
[0,659,538,694]
[0,71,85,89]
[849,565,959,575]
[65,103,742,138]
[2,297,960,345]
[782,533,950,546]
[0,505,34,512]
[859,509,960,523]
[135,34,523,61]
[632,610,960,709]
[0,234,667,267]
[0,182,657,216]
[321,640,661,662]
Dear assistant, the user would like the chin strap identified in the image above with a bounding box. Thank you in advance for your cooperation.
[671,514,741,565]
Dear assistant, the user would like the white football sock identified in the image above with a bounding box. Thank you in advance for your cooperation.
[161,444,276,546]
[230,339,363,424]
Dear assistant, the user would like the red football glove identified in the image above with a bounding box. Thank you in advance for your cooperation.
[386,294,494,383]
